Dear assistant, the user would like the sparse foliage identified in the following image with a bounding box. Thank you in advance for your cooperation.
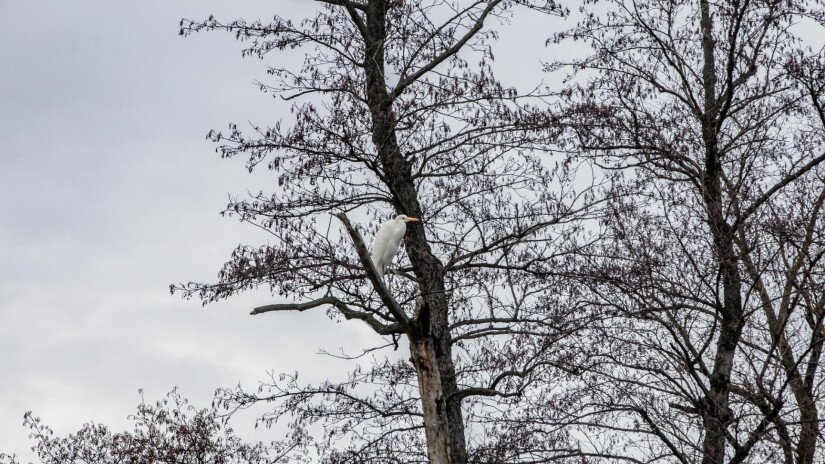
[0,390,281,464]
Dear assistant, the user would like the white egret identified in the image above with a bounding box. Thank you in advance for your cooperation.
[371,214,419,277]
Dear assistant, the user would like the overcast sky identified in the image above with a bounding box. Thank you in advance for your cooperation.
[3,0,824,461]
[0,0,561,458]
[0,0,368,457]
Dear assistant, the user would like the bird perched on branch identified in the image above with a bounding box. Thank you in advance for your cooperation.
[371,214,419,278]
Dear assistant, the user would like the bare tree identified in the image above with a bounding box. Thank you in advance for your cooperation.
[554,0,825,462]
[0,389,280,464]
[174,1,601,463]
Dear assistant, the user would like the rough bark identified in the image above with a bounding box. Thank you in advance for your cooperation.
[361,1,467,461]
[796,393,819,464]
[410,337,453,464]
[699,2,745,462]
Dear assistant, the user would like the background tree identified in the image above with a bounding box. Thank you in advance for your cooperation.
[553,0,825,462]
[0,390,281,464]
[175,1,601,463]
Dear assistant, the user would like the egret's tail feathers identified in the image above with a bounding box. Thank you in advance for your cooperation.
[373,257,384,278]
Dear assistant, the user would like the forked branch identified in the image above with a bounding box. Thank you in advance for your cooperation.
[251,296,403,335]
[334,212,412,329]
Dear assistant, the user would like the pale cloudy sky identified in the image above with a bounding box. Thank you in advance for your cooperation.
[0,0,365,456]
[2,0,822,460]
[0,0,559,458]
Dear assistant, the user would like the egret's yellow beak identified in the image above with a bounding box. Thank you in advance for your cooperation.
[405,217,420,222]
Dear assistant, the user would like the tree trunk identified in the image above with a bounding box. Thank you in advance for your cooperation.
[410,336,453,464]
[361,2,468,462]
[796,314,824,464]
[795,388,818,464]
[698,2,745,462]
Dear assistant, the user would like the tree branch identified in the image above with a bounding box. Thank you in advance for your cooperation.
[334,212,412,329]
[251,296,342,315]
[334,0,368,39]
[390,0,504,100]
[315,0,367,11]
[734,150,825,228]
[252,296,404,335]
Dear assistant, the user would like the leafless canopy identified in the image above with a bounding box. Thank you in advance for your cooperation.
[169,0,825,463]
[174,1,602,463]
[552,0,825,463]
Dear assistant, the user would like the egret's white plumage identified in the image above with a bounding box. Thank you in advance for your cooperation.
[371,214,419,277]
